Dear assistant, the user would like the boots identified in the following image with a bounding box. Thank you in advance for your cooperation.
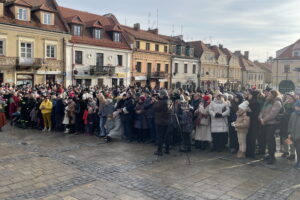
[237,151,245,158]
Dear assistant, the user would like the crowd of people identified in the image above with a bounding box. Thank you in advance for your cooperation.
[0,83,300,168]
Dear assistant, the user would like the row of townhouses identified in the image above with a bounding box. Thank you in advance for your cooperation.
[272,39,300,94]
[0,0,271,90]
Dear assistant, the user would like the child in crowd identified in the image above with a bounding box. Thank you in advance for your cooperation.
[233,101,250,158]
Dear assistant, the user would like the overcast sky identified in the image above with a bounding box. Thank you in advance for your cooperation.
[57,0,300,61]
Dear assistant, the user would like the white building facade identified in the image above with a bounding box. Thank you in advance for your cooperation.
[65,43,131,87]
[171,57,199,89]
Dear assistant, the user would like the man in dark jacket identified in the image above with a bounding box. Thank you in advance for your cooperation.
[246,90,261,159]
[54,95,65,131]
[154,89,170,156]
[143,91,156,143]
[119,92,135,142]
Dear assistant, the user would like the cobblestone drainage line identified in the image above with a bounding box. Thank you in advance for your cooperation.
[4,176,96,200]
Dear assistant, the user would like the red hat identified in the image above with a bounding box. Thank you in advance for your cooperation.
[139,96,146,102]
[203,95,211,102]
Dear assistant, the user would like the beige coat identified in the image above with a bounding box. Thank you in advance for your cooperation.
[194,104,211,141]
[234,110,250,134]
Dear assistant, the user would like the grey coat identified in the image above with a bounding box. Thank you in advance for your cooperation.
[288,112,300,140]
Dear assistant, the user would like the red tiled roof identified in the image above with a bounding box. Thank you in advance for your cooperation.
[6,0,31,7]
[210,45,227,59]
[187,41,213,57]
[65,15,84,25]
[32,3,56,12]
[254,61,272,72]
[59,6,131,50]
[121,25,169,44]
[85,20,103,28]
[276,39,300,59]
[1,0,69,32]
[238,56,264,72]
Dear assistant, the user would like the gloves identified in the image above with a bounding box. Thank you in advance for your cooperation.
[215,113,222,118]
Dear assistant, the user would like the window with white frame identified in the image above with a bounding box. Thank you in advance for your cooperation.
[46,45,56,58]
[18,8,28,21]
[43,13,51,25]
[20,42,32,58]
[0,40,5,55]
[113,32,121,42]
[73,25,82,36]
[94,29,102,39]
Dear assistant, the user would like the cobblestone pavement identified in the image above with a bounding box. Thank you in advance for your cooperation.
[0,125,300,200]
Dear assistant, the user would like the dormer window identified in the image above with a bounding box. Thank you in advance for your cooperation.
[176,45,181,55]
[113,32,121,42]
[190,48,194,57]
[17,8,28,21]
[185,46,190,56]
[94,29,102,39]
[73,25,82,36]
[43,13,52,25]
[293,51,300,57]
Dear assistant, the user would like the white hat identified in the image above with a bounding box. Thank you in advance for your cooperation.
[238,101,249,111]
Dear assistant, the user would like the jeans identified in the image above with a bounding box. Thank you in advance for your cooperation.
[99,117,107,136]
[262,124,277,158]
[182,132,191,151]
[123,120,133,140]
[229,124,238,150]
[156,124,170,152]
[147,118,156,142]
[55,114,64,131]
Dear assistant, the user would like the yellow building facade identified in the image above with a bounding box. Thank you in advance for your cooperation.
[0,0,71,86]
[122,25,171,88]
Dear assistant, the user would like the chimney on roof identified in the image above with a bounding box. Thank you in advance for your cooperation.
[133,23,140,31]
[244,51,249,60]
[148,28,158,35]
[176,35,183,40]
[219,44,223,49]
[0,1,4,18]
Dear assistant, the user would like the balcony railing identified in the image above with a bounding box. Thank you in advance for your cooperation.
[149,72,167,79]
[90,65,115,76]
[0,57,17,66]
[18,57,43,69]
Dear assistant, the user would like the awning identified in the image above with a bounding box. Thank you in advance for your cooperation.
[159,79,168,82]
[115,73,127,78]
[135,76,147,81]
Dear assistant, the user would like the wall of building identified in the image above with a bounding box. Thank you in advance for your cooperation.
[171,57,199,88]
[132,50,171,88]
[67,43,132,87]
[136,40,168,53]
[0,23,70,85]
[272,59,300,92]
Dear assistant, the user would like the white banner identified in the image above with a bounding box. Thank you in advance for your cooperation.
[36,71,63,75]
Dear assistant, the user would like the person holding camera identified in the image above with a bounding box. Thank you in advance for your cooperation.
[153,90,171,156]
[178,100,194,152]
